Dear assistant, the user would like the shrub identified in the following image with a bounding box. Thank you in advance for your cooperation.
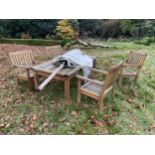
[101,20,121,38]
[0,26,5,38]
[68,19,80,34]
[0,38,61,46]
[78,19,103,38]
[21,32,32,39]
[55,19,78,41]
[119,20,133,35]
[141,37,152,45]
[134,36,155,45]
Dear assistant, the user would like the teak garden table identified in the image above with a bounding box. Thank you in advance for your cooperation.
[31,60,81,102]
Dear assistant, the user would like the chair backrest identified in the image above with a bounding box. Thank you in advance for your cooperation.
[45,45,63,59]
[101,61,123,95]
[9,51,34,66]
[126,51,147,67]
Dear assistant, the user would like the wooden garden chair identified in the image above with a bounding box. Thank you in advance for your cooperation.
[77,61,123,111]
[9,51,35,91]
[45,45,64,59]
[120,51,147,83]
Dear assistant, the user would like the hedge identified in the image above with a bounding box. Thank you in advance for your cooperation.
[0,38,62,46]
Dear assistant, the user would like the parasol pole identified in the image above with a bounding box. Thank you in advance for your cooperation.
[38,62,65,91]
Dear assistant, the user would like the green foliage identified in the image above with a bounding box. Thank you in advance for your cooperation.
[55,19,78,41]
[135,36,155,45]
[141,37,153,45]
[130,20,155,38]
[68,19,80,34]
[1,19,155,40]
[101,20,120,38]
[0,19,58,38]
[120,20,133,35]
[21,32,32,39]
[0,38,61,46]
[78,19,103,37]
[0,26,6,38]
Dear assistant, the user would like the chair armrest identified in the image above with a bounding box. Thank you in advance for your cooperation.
[13,65,32,79]
[13,64,32,69]
[123,63,140,68]
[91,68,108,75]
[76,75,103,86]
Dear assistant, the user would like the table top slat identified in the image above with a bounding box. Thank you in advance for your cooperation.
[31,60,81,76]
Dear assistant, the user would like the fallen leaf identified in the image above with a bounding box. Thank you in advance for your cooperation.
[0,124,5,128]
[150,124,155,129]
[65,122,70,126]
[104,114,111,119]
[140,104,145,109]
[29,124,35,129]
[90,116,104,127]
[71,111,77,116]
[126,98,134,104]
[112,111,118,116]
[5,123,11,128]
[43,122,48,128]
[25,120,29,125]
[106,120,117,126]
[32,114,37,121]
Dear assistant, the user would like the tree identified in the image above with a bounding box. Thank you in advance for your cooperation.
[78,19,103,38]
[119,19,133,36]
[55,19,78,41]
[101,20,120,38]
[0,19,58,38]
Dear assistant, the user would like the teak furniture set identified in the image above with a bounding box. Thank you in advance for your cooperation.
[9,46,147,111]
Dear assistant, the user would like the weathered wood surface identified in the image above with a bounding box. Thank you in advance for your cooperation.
[32,60,81,102]
[120,51,147,83]
[77,61,123,111]
[9,50,35,91]
[45,45,64,58]
[65,39,110,49]
[31,60,81,76]
[38,63,65,91]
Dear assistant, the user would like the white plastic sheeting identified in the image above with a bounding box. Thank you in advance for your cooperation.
[52,49,93,77]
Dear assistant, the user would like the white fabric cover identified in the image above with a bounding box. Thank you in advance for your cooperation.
[62,49,93,77]
[52,49,93,77]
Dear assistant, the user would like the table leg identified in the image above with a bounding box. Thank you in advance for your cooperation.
[64,78,70,103]
[34,73,39,90]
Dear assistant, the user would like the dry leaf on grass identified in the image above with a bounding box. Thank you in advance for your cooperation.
[32,114,37,121]
[71,111,77,116]
[43,122,48,128]
[0,124,5,128]
[90,116,104,127]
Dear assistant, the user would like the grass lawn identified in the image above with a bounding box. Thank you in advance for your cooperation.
[0,41,155,134]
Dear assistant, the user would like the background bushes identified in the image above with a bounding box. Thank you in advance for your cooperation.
[0,38,61,46]
[0,19,155,41]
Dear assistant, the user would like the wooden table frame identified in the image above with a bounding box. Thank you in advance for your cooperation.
[31,61,81,102]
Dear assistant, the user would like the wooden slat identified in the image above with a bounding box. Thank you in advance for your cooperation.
[45,45,63,58]
[78,61,123,111]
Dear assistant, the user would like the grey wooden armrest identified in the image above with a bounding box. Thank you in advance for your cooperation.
[13,64,33,69]
[76,75,103,86]
[123,63,140,68]
[91,68,108,75]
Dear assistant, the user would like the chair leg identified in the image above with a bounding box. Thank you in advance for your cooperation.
[77,79,81,104]
[112,87,115,98]
[119,75,123,86]
[98,99,104,111]
[135,74,139,83]
[16,77,20,86]
[28,78,34,91]
[77,91,81,104]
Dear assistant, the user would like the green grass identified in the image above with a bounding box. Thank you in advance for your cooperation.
[0,41,155,134]
[0,38,61,46]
